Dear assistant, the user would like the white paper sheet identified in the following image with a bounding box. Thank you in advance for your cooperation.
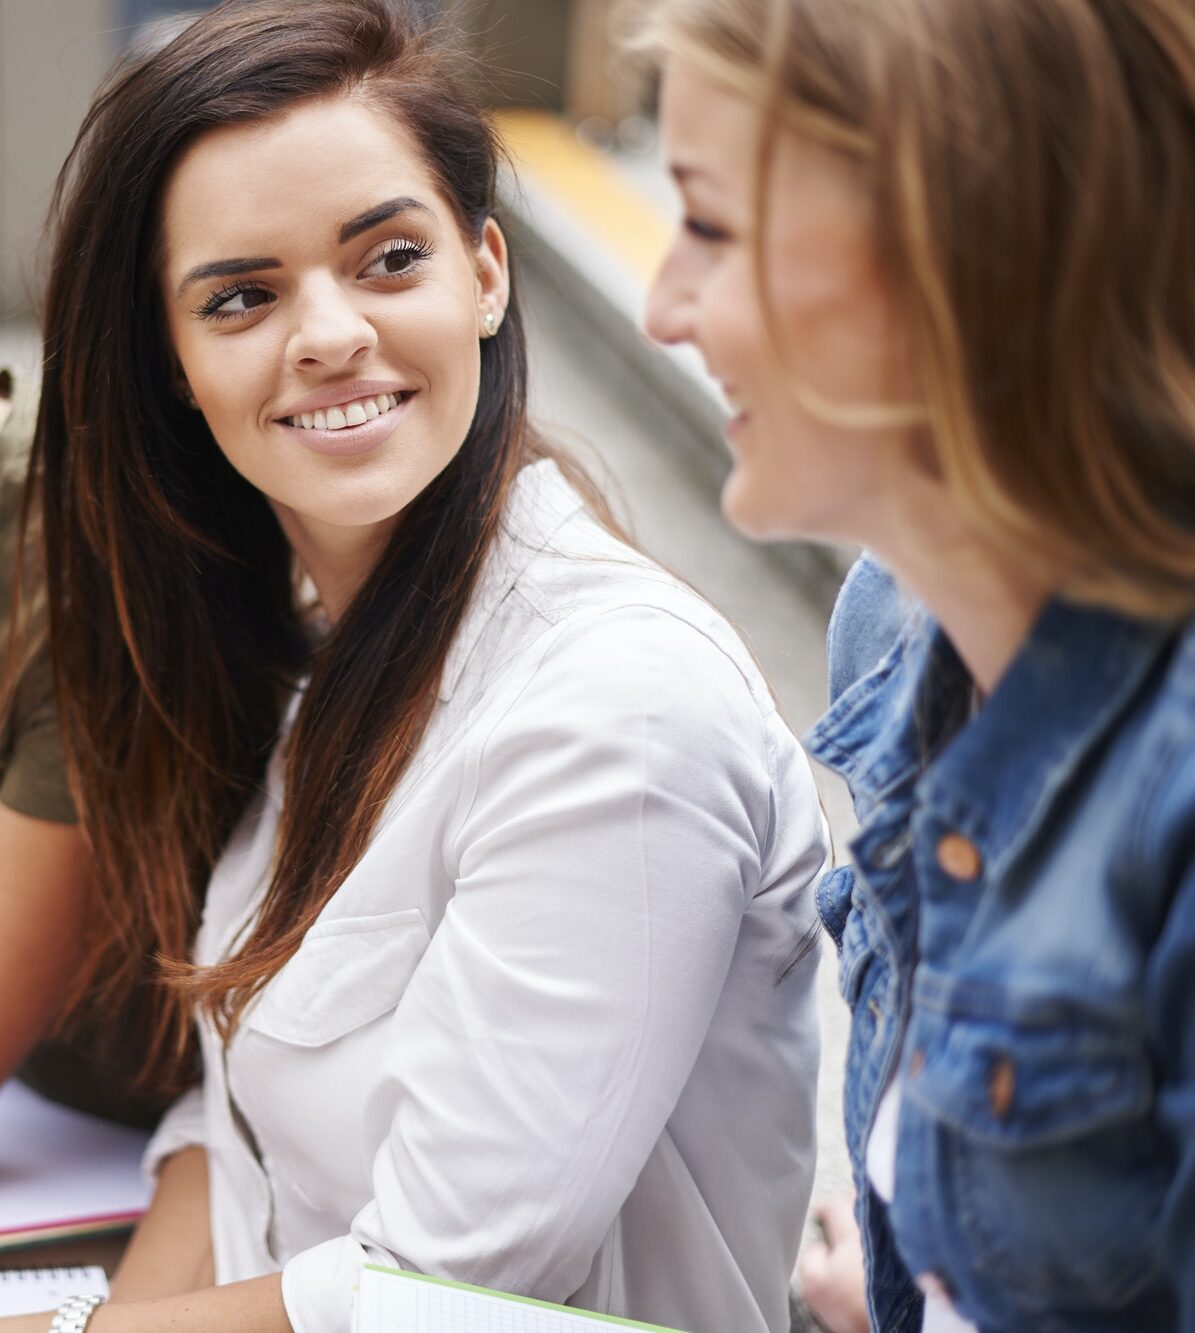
[0,1265,109,1315]
[0,1080,150,1242]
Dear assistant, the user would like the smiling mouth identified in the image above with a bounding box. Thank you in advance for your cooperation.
[281,391,412,431]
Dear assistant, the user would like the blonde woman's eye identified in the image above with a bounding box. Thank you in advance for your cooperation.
[684,216,731,243]
[360,238,435,280]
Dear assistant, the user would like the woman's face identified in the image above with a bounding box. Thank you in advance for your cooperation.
[160,95,507,554]
[645,59,915,546]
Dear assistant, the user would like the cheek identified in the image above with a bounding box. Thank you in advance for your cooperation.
[383,297,483,432]
[699,262,770,366]
[173,323,281,437]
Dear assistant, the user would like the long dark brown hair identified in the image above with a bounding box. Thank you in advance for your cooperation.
[25,0,603,1093]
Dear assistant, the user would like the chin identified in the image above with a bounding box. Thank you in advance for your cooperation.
[720,471,798,543]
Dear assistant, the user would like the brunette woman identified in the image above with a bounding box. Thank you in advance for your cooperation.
[3,2,828,1331]
[640,0,1195,1329]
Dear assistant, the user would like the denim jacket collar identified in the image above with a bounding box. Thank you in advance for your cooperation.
[807,595,1176,881]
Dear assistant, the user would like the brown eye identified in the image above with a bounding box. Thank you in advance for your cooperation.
[195,282,276,320]
[384,248,416,274]
[360,238,434,282]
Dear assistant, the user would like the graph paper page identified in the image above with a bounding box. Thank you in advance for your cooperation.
[354,1265,685,1333]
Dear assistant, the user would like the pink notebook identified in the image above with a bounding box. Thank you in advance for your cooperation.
[0,1081,150,1251]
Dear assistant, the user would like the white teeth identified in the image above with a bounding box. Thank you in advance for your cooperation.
[289,393,404,430]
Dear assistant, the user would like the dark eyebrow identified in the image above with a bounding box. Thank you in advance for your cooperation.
[177,257,281,297]
[175,198,433,298]
[338,195,433,244]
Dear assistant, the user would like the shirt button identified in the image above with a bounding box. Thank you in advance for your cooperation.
[935,832,982,881]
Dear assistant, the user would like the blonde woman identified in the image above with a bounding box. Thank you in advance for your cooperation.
[638,0,1195,1329]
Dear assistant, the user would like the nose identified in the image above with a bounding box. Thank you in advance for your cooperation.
[287,273,377,370]
[643,242,695,348]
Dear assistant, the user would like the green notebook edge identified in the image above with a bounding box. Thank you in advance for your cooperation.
[360,1264,689,1332]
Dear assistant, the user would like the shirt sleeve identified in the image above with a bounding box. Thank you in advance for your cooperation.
[0,449,76,825]
[142,1084,208,1183]
[0,649,77,825]
[280,604,823,1331]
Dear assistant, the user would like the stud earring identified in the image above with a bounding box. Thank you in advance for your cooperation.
[482,310,498,339]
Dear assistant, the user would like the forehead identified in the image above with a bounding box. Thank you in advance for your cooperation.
[159,96,448,269]
[658,57,760,191]
[662,56,874,253]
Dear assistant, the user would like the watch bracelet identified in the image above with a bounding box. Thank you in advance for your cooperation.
[49,1294,106,1332]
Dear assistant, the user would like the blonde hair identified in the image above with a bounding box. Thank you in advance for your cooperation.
[633,0,1195,618]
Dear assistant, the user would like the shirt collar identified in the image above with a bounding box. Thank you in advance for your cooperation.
[438,458,583,702]
[807,592,1176,877]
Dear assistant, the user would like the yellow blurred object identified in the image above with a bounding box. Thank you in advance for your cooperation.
[495,109,672,284]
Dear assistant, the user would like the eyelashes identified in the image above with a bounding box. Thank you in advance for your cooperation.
[684,216,731,244]
[363,236,435,279]
[192,236,437,323]
[194,281,274,321]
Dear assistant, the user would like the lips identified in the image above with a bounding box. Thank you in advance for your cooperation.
[275,390,413,458]
[274,379,412,422]
[284,391,407,432]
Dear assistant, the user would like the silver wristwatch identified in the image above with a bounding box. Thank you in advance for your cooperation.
[49,1294,106,1332]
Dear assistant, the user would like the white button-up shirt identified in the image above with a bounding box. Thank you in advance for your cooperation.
[147,460,828,1333]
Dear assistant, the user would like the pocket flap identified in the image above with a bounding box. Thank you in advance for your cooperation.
[817,864,855,948]
[906,1007,1153,1149]
[245,908,430,1047]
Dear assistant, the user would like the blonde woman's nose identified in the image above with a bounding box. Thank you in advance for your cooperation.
[643,247,696,348]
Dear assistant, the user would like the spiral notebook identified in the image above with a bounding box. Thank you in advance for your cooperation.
[0,1266,109,1316]
[353,1265,688,1332]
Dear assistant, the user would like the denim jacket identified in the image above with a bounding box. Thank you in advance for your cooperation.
[805,555,1195,1333]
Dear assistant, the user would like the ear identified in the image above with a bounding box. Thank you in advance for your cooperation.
[474,217,510,337]
[172,359,197,409]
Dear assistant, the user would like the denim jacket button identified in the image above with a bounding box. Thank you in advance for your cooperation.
[935,832,982,881]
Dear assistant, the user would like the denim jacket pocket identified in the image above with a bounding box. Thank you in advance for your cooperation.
[905,1010,1165,1312]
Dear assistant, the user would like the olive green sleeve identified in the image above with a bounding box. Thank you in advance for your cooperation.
[0,385,78,825]
[0,646,78,825]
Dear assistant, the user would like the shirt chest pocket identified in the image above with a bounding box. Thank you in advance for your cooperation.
[245,908,431,1047]
[900,1007,1168,1315]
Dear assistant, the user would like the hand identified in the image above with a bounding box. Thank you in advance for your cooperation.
[797,1192,870,1333]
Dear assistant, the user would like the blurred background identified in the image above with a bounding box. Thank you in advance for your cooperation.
[1,1,854,1314]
